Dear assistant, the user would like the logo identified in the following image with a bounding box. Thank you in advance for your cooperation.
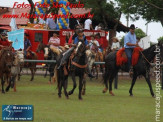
[2,105,33,121]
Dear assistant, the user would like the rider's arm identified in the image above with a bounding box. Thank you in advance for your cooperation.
[126,43,139,47]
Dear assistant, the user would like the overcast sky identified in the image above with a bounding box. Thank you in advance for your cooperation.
[1,0,163,42]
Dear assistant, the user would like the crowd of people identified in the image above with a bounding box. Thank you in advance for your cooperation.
[34,13,104,31]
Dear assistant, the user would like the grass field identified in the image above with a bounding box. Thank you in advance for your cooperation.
[0,75,163,122]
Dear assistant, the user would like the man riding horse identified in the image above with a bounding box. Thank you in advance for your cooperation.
[57,29,95,78]
[124,24,139,76]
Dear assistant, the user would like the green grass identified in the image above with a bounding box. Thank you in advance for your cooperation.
[0,75,163,122]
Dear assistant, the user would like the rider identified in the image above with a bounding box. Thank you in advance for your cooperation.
[0,32,11,50]
[124,24,139,75]
[24,33,31,58]
[88,35,100,53]
[48,32,61,55]
[57,29,95,78]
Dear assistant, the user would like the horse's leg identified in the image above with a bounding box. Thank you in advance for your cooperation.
[103,70,110,93]
[79,75,84,100]
[30,68,34,81]
[57,72,62,98]
[96,65,98,79]
[129,73,138,96]
[63,76,69,99]
[13,76,16,92]
[68,72,77,95]
[143,74,155,97]
[109,71,118,96]
[1,77,5,93]
[18,67,22,81]
[6,77,11,92]
[82,74,86,95]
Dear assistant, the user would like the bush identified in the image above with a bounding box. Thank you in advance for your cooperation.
[157,36,163,43]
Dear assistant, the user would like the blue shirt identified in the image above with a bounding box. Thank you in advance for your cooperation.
[124,32,137,48]
[24,38,31,50]
[74,36,88,45]
[46,18,56,30]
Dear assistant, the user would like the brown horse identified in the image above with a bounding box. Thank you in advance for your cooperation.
[0,47,14,93]
[25,51,37,81]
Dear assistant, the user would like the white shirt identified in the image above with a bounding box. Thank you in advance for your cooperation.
[49,37,60,48]
[84,19,92,30]
[89,40,99,50]
[111,42,120,50]
[95,26,101,30]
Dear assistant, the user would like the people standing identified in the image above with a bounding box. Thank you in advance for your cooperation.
[111,37,120,51]
[84,16,93,30]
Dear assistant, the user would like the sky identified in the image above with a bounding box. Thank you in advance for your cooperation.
[0,0,163,42]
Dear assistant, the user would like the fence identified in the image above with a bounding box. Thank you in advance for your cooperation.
[24,60,163,90]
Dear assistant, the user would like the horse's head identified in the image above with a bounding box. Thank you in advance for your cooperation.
[158,41,163,62]
[1,48,14,69]
[36,41,45,53]
[75,41,86,57]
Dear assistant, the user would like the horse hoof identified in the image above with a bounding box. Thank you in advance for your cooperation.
[109,91,115,96]
[66,96,69,99]
[68,91,72,95]
[152,95,155,98]
[58,96,61,98]
[2,91,5,94]
[79,98,83,100]
[130,94,133,97]
[102,88,108,93]
[82,91,85,95]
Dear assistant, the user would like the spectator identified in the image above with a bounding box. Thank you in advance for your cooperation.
[24,33,31,58]
[46,13,57,30]
[48,32,60,55]
[65,32,71,44]
[111,37,120,51]
[95,23,102,30]
[96,33,103,52]
[88,35,99,52]
[84,16,93,30]
[38,14,46,24]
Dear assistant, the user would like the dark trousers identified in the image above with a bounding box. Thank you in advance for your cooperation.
[125,48,133,70]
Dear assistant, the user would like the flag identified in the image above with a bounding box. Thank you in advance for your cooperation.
[10,9,17,31]
[7,29,24,50]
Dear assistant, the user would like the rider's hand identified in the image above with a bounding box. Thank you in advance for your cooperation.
[135,43,139,47]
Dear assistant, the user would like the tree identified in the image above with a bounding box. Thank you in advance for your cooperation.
[116,0,163,26]
[27,0,35,23]
[158,36,163,43]
[83,0,125,43]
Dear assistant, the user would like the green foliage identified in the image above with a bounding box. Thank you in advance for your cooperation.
[116,0,163,26]
[83,0,121,29]
[135,28,146,39]
[120,36,124,47]
[158,36,163,43]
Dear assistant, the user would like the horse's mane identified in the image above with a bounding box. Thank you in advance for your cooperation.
[142,44,156,55]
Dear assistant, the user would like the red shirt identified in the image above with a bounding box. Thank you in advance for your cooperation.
[97,38,103,46]
[0,39,10,50]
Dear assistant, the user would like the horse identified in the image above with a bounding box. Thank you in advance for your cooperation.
[103,42,163,97]
[36,42,58,83]
[69,41,87,99]
[0,47,14,93]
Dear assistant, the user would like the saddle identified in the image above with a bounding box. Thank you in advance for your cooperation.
[116,47,143,66]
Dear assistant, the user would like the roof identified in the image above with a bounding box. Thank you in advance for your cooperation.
[0,8,30,26]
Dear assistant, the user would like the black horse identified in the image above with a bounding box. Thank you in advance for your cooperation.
[103,42,163,97]
[57,41,87,100]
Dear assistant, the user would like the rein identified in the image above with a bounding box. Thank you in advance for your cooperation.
[139,49,152,66]
[71,61,87,68]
